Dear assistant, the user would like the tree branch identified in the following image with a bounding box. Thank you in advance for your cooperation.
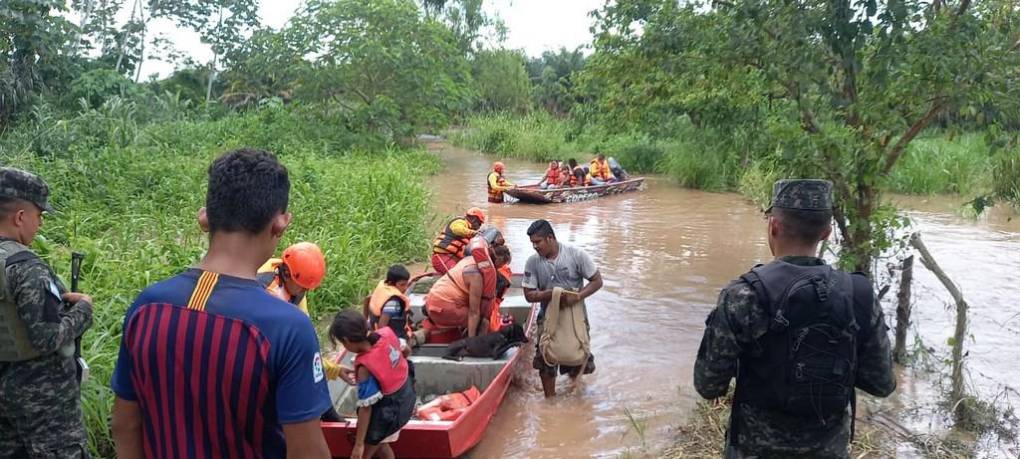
[882,99,946,175]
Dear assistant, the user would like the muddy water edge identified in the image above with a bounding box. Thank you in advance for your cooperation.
[422,140,1020,458]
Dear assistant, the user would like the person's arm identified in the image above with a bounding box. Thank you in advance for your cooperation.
[693,285,757,399]
[283,419,330,459]
[111,398,144,459]
[8,260,92,354]
[852,276,897,397]
[523,287,553,304]
[466,272,482,337]
[273,313,331,456]
[565,271,603,306]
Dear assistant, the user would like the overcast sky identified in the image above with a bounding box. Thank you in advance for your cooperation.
[129,0,604,79]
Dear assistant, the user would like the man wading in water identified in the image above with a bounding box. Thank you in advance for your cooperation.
[523,219,602,397]
[694,179,896,458]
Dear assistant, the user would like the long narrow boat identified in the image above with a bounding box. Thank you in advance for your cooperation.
[321,274,536,458]
[504,177,646,204]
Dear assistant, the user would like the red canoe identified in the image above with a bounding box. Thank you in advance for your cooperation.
[321,275,536,458]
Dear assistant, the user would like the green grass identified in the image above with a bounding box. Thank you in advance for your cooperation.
[886,134,995,196]
[2,101,437,458]
[451,113,1012,202]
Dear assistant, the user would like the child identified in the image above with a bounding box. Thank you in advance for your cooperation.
[331,311,415,459]
[367,265,412,340]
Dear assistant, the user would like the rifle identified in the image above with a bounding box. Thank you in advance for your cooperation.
[70,252,88,383]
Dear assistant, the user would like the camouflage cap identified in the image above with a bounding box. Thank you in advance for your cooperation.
[0,167,54,212]
[767,179,832,212]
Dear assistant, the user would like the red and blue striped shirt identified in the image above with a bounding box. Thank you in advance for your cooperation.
[111,269,330,458]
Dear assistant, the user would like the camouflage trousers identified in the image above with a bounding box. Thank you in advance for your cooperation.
[0,352,89,458]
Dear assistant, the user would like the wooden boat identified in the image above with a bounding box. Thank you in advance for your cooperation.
[321,274,536,458]
[504,177,646,204]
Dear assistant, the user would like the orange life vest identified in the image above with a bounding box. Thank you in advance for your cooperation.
[368,281,412,336]
[416,386,481,422]
[487,171,508,202]
[354,328,409,396]
[432,218,471,257]
[488,266,513,333]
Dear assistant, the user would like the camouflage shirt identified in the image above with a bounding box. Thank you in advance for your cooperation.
[693,256,896,459]
[0,237,92,457]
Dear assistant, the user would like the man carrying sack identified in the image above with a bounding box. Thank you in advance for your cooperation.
[522,220,603,398]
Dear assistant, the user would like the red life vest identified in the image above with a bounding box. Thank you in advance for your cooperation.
[416,386,481,422]
[487,171,509,203]
[545,167,560,186]
[354,328,409,395]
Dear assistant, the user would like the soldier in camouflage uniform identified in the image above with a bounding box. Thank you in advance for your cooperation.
[694,179,896,459]
[0,168,93,458]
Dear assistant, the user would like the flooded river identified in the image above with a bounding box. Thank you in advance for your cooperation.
[423,141,1020,458]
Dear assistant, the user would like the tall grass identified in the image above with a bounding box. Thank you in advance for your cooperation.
[2,101,437,457]
[886,134,995,196]
[451,113,1011,202]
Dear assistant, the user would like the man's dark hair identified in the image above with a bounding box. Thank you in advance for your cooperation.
[771,208,833,245]
[526,219,555,239]
[206,148,290,234]
[0,196,19,220]
[568,159,577,168]
[386,264,410,284]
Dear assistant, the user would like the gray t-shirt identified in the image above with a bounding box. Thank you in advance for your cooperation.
[522,242,598,317]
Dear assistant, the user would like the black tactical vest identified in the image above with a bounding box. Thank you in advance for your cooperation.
[732,260,859,421]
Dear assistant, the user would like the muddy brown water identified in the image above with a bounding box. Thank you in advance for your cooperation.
[423,141,1020,458]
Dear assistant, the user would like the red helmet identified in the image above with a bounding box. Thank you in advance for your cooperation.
[465,207,486,224]
[281,242,326,290]
[493,162,505,173]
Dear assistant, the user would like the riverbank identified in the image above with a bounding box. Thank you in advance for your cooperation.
[2,104,438,457]
[447,113,1020,209]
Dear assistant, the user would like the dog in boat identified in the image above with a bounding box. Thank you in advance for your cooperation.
[443,323,528,361]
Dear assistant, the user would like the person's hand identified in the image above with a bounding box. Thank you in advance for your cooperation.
[560,291,580,307]
[62,292,93,305]
[323,359,344,381]
[351,442,364,459]
[340,368,357,386]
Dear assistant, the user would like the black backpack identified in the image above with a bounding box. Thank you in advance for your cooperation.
[734,260,860,422]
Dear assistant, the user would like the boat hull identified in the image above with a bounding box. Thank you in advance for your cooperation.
[504,177,646,204]
[321,282,536,458]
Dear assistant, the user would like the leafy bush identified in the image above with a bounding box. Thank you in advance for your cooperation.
[2,105,437,458]
[69,69,147,109]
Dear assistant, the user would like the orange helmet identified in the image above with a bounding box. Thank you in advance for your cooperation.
[465,207,486,224]
[493,161,505,173]
[281,242,326,290]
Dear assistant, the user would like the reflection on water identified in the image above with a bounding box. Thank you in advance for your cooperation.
[424,142,1020,457]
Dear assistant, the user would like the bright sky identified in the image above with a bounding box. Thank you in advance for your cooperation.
[130,0,603,79]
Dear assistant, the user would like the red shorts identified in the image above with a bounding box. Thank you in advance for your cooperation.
[431,253,459,274]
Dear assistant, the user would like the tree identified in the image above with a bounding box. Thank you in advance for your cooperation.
[0,0,76,126]
[472,48,532,113]
[528,47,586,116]
[586,0,1017,272]
[290,0,474,141]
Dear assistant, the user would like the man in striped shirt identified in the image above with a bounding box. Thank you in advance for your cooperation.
[110,149,331,458]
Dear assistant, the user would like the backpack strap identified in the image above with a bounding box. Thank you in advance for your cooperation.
[739,267,790,331]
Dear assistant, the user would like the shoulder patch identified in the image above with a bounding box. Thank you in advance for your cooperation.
[312,352,324,383]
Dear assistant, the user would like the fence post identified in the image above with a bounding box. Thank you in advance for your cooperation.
[894,255,914,364]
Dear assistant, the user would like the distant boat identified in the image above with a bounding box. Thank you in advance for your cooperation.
[504,177,647,204]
